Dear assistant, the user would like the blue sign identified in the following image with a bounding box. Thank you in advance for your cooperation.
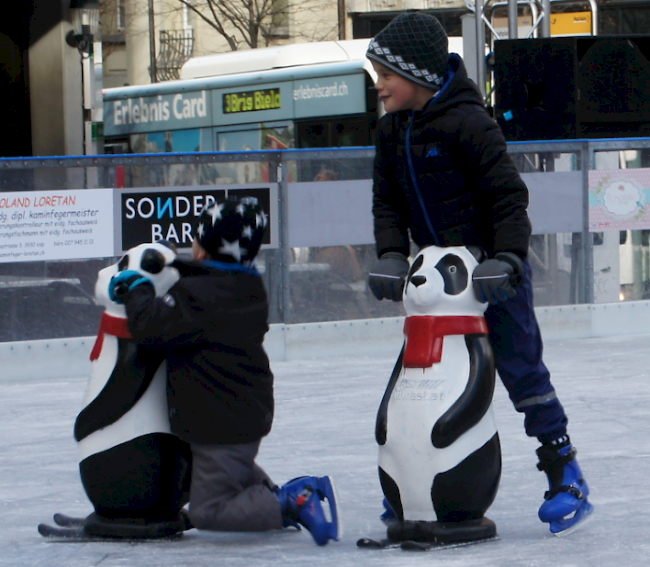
[292,73,366,118]
[104,91,213,136]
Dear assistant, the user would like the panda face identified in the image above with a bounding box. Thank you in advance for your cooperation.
[95,241,180,315]
[403,246,486,317]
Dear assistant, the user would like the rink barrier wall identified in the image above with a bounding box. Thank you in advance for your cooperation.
[2,300,650,382]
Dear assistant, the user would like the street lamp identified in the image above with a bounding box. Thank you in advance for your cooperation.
[66,0,100,54]
[66,0,101,157]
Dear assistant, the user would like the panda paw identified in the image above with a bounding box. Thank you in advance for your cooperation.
[108,270,152,304]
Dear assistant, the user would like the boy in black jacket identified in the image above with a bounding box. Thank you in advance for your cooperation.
[108,195,339,546]
[366,13,593,536]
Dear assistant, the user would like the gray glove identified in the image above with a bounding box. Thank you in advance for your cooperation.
[368,252,409,302]
[472,252,524,305]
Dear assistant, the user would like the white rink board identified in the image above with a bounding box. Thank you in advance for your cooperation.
[3,300,650,382]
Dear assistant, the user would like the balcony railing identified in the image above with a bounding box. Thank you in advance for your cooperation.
[155,28,194,81]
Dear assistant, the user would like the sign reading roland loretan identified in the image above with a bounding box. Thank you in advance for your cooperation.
[0,189,114,263]
[117,185,276,254]
[223,88,282,114]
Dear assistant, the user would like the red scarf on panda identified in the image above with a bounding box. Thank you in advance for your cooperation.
[402,315,488,368]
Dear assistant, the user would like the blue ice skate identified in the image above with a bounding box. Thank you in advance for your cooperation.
[537,442,594,536]
[276,476,339,546]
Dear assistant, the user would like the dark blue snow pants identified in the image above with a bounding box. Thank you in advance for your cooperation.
[483,261,568,444]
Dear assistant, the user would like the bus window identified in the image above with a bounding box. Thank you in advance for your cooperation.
[296,116,372,180]
[334,118,372,147]
[217,124,293,152]
[216,124,295,183]
[130,129,201,153]
[296,122,328,148]
[296,116,371,149]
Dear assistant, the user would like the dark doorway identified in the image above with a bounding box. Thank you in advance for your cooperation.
[0,3,32,157]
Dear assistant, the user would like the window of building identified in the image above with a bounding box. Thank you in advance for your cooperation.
[116,0,126,31]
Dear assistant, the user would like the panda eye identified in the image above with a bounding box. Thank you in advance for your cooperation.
[141,249,166,274]
[434,254,468,296]
[117,255,129,271]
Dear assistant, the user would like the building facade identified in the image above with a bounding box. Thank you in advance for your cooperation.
[100,0,341,87]
[102,0,650,89]
[1,1,648,159]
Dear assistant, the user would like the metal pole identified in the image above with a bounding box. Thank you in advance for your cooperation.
[338,0,347,40]
[278,157,291,324]
[507,0,518,39]
[148,0,158,83]
[82,47,92,155]
[588,0,598,35]
[475,0,486,97]
[583,142,594,303]
[541,0,551,37]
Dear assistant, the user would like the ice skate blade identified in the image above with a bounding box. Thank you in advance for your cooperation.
[550,500,594,537]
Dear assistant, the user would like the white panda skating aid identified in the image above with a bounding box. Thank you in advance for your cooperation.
[42,242,192,540]
[376,245,501,544]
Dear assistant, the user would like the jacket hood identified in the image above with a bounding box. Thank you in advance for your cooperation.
[421,54,485,117]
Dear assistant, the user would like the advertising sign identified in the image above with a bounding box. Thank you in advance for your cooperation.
[104,90,213,136]
[493,11,592,39]
[589,169,650,231]
[116,184,277,254]
[0,189,114,263]
[551,12,592,37]
[292,73,366,119]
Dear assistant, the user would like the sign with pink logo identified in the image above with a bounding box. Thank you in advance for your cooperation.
[589,169,650,231]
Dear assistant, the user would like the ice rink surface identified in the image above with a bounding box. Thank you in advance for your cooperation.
[2,332,649,567]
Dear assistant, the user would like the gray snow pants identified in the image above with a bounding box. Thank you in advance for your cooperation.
[187,439,283,532]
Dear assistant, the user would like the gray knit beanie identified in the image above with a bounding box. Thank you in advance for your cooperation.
[366,13,449,89]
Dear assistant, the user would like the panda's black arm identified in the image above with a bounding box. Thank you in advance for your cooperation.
[431,335,496,449]
[74,340,165,441]
[375,344,405,445]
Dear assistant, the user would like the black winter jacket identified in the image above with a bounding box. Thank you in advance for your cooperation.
[123,260,274,445]
[372,54,532,260]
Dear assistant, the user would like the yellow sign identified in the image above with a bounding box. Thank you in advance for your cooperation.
[223,88,282,114]
[493,11,592,38]
[551,12,592,36]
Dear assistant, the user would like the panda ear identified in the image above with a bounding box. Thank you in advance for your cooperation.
[466,246,486,263]
[407,254,424,280]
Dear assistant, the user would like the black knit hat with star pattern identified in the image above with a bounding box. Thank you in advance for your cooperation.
[367,12,449,89]
[194,195,267,265]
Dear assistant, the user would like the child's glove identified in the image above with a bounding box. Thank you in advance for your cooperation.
[108,270,152,304]
[472,252,524,305]
[368,252,409,302]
